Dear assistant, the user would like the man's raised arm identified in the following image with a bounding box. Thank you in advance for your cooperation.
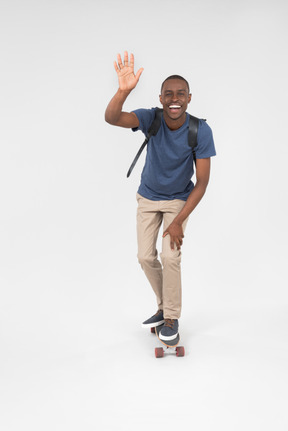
[105,51,144,128]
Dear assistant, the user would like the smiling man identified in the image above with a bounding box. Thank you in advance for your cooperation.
[105,52,216,341]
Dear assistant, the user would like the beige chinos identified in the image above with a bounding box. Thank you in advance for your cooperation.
[136,193,189,319]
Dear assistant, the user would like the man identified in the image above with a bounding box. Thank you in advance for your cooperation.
[105,51,216,341]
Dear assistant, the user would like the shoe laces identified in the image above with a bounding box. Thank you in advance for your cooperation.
[164,319,175,329]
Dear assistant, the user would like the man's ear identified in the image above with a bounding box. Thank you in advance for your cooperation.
[188,93,192,104]
[159,94,163,106]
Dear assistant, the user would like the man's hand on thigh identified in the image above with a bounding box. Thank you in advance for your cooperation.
[163,221,184,250]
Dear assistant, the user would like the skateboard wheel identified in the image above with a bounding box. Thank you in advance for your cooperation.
[155,347,164,358]
[176,346,185,357]
[151,327,156,334]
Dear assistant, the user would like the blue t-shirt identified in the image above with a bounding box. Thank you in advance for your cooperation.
[132,108,216,201]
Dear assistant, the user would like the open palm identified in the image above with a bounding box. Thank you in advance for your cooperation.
[114,51,144,91]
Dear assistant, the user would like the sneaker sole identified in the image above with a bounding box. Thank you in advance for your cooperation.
[141,320,165,329]
[159,331,178,341]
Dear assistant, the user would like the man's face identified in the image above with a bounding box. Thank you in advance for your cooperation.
[159,79,191,122]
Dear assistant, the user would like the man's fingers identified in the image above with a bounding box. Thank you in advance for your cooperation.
[175,239,181,250]
[114,61,120,73]
[163,226,184,250]
[170,237,183,251]
[117,53,123,69]
[130,53,134,67]
[124,51,129,66]
[135,68,144,82]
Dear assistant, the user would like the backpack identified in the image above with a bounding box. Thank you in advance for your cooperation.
[127,107,205,177]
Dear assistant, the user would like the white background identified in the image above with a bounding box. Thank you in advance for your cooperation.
[0,0,287,429]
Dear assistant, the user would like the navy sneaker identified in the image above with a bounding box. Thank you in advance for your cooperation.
[142,310,164,328]
[159,319,179,341]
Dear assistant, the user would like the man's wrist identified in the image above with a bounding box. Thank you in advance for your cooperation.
[118,88,132,97]
[173,216,185,226]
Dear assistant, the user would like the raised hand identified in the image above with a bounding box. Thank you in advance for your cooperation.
[114,51,144,92]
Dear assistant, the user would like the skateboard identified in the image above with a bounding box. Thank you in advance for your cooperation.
[150,324,185,358]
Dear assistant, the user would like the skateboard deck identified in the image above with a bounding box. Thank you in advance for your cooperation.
[152,324,185,358]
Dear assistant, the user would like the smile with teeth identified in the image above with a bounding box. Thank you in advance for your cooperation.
[169,105,181,109]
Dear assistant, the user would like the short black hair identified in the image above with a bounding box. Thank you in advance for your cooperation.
[161,75,190,93]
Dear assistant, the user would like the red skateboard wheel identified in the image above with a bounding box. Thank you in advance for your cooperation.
[155,347,164,358]
[176,346,185,357]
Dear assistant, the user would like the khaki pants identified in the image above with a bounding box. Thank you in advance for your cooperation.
[136,193,189,319]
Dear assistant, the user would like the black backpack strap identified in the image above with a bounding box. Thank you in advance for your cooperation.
[127,108,163,178]
[188,115,200,165]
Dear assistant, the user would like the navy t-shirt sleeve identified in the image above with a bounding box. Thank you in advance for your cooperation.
[195,120,216,159]
[131,108,156,136]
